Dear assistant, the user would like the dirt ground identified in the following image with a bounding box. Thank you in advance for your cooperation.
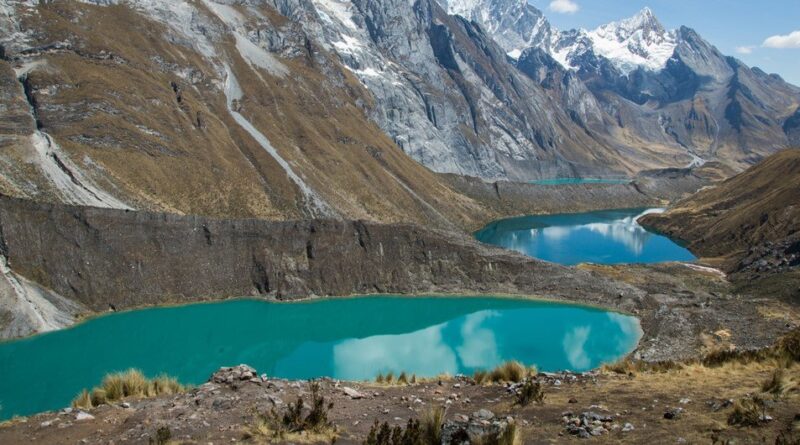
[1,357,798,444]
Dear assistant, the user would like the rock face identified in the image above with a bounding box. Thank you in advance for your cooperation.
[0,0,794,223]
[0,195,635,322]
[0,0,493,228]
[640,149,800,274]
[445,1,800,173]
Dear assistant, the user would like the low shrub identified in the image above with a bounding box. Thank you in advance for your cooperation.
[515,380,544,406]
[472,423,520,445]
[727,396,768,427]
[244,381,336,442]
[363,407,444,445]
[762,368,786,395]
[473,370,489,385]
[778,328,800,361]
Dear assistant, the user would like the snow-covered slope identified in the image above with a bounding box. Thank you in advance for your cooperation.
[580,7,677,74]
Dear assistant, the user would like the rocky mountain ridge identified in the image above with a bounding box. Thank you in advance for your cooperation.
[444,0,800,172]
[1,0,796,223]
[640,149,800,276]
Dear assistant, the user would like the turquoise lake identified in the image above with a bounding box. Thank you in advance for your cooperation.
[475,208,696,265]
[0,297,641,420]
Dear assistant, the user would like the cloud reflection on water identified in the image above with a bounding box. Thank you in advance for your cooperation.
[332,307,642,379]
[502,209,667,258]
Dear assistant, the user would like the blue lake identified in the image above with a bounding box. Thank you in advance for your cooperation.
[0,297,641,420]
[475,208,696,265]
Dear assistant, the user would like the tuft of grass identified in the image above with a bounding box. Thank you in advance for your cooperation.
[488,361,530,383]
[515,380,544,406]
[602,358,682,375]
[71,369,186,409]
[397,372,408,385]
[375,373,384,384]
[778,328,800,361]
[410,374,417,384]
[473,370,489,385]
[472,423,520,445]
[762,368,786,394]
[385,372,395,384]
[727,396,768,427]
[421,406,445,444]
[363,407,444,445]
[73,389,92,410]
[244,381,336,442]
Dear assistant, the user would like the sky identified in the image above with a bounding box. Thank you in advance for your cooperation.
[530,0,800,86]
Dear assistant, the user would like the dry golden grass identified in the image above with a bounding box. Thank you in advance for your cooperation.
[72,369,185,409]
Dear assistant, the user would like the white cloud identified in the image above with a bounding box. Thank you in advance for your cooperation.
[735,46,755,55]
[549,0,579,14]
[763,30,800,49]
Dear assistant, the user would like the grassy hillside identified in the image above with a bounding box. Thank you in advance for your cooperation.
[641,149,800,271]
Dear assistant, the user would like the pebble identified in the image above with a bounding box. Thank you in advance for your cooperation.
[622,423,635,432]
[75,411,94,421]
[342,387,366,399]
[473,409,494,420]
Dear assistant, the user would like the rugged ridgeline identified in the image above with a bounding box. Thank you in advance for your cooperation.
[440,1,800,172]
[444,166,716,225]
[0,0,493,227]
[0,195,642,339]
[0,1,795,225]
[641,149,800,275]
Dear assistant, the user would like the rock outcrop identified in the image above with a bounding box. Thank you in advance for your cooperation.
[0,195,636,329]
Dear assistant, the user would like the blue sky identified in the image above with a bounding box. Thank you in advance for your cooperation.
[530,0,800,85]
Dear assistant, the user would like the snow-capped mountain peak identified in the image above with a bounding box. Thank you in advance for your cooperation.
[582,7,677,74]
[437,0,554,57]
[441,1,678,75]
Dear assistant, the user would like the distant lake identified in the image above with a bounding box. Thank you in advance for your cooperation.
[530,178,631,186]
[475,208,696,265]
[0,297,641,420]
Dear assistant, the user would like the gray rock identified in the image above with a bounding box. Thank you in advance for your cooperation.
[472,409,494,420]
[342,387,366,399]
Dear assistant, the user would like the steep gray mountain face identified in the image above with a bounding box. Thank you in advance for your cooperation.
[448,0,800,171]
[267,0,635,180]
[2,0,797,191]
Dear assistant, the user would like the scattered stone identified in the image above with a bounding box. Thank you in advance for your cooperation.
[75,411,95,421]
[679,398,691,405]
[40,420,53,427]
[210,365,257,385]
[473,409,494,420]
[454,414,470,423]
[121,402,131,409]
[568,398,578,404]
[342,387,365,399]
[622,423,635,432]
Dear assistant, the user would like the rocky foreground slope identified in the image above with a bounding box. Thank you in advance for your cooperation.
[2,348,800,444]
[641,149,800,276]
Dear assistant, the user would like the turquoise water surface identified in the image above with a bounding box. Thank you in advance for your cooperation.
[475,208,696,265]
[530,178,631,186]
[0,297,641,419]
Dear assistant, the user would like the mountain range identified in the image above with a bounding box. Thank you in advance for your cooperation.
[0,0,798,222]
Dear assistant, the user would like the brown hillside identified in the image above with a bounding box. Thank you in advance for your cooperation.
[640,148,800,271]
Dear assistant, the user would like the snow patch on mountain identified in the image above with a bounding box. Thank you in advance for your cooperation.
[582,7,677,74]
[443,1,677,75]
